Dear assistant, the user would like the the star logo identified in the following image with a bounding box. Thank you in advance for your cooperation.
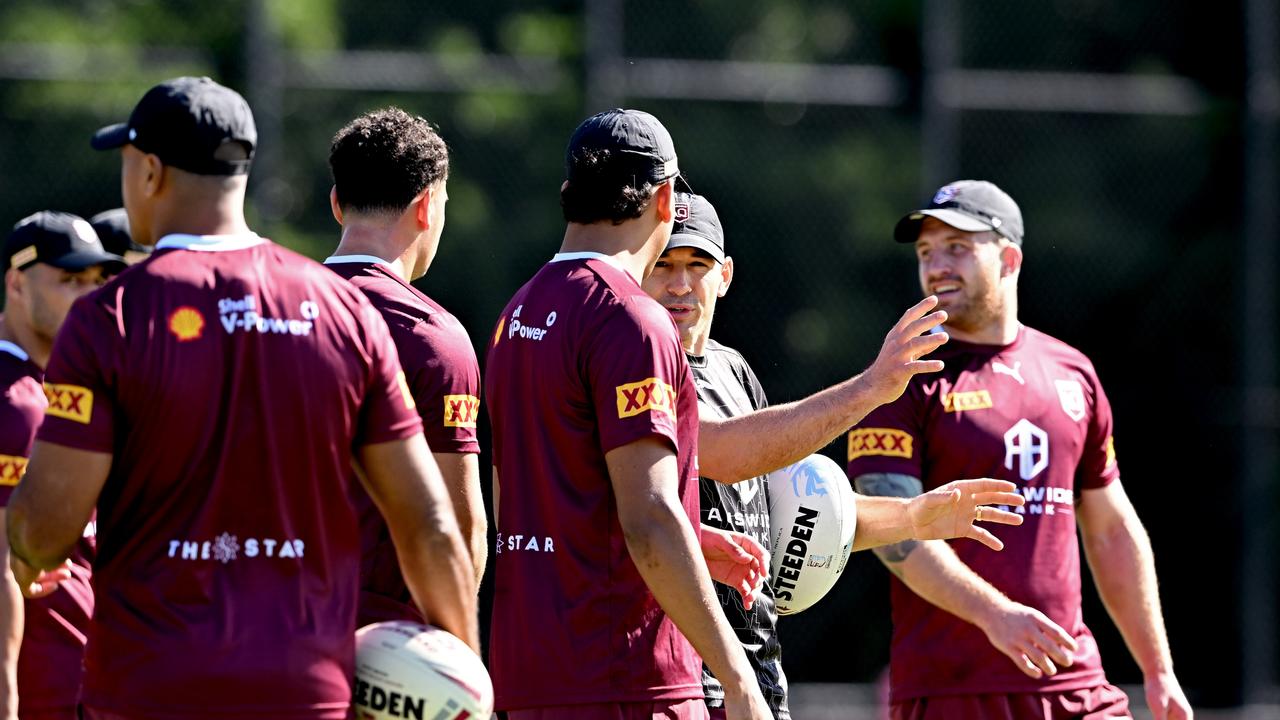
[212,532,240,563]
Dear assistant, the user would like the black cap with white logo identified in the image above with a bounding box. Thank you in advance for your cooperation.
[2,211,125,274]
[894,180,1024,245]
[566,108,691,191]
[90,76,256,176]
[667,192,725,263]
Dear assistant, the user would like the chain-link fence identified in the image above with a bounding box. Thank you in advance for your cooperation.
[0,0,1274,713]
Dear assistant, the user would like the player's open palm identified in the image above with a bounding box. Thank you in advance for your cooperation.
[865,295,949,406]
[981,600,1079,679]
[1145,671,1193,720]
[906,479,1025,550]
[700,525,768,610]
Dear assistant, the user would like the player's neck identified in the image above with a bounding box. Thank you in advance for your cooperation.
[333,222,412,281]
[0,315,47,369]
[945,314,1020,346]
[560,221,666,285]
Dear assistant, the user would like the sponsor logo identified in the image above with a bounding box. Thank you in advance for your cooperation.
[704,507,769,536]
[506,304,555,342]
[733,477,759,504]
[774,505,819,603]
[1105,435,1117,468]
[9,245,36,268]
[674,202,690,222]
[168,306,205,341]
[1056,379,1086,421]
[492,316,505,347]
[943,389,993,412]
[932,185,958,204]
[355,678,463,720]
[395,371,416,410]
[615,377,677,421]
[494,532,555,555]
[847,427,913,461]
[992,360,1025,385]
[217,295,318,337]
[0,455,28,486]
[1004,418,1049,480]
[43,382,93,424]
[444,394,480,428]
[789,464,829,498]
[167,532,305,562]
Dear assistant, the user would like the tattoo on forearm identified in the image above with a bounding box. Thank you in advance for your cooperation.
[856,473,926,566]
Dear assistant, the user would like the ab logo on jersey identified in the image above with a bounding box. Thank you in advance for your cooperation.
[168,306,205,342]
[1003,418,1049,480]
[444,394,480,428]
[616,378,677,421]
[847,428,913,461]
[43,383,93,424]
[0,455,28,486]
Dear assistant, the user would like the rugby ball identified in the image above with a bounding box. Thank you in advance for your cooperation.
[354,621,493,720]
[767,453,858,615]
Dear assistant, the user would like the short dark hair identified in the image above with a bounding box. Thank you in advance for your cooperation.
[560,149,658,225]
[329,107,449,214]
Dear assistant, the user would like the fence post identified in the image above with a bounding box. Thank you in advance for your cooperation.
[245,0,286,225]
[921,0,960,192]
[584,0,624,114]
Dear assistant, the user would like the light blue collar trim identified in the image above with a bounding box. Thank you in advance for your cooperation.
[155,233,265,252]
[0,340,30,362]
[323,254,393,268]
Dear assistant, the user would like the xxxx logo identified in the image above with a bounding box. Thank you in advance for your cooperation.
[43,383,93,424]
[847,427,913,461]
[943,390,993,412]
[0,455,28,486]
[444,394,480,428]
[615,377,677,421]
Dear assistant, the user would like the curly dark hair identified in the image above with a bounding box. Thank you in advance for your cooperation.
[560,149,658,225]
[329,107,449,214]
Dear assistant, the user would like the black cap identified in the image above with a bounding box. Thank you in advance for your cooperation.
[894,180,1024,245]
[2,212,126,274]
[566,108,691,191]
[90,76,256,176]
[89,208,151,261]
[667,192,725,263]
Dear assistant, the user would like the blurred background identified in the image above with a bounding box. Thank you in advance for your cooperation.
[0,1,1274,716]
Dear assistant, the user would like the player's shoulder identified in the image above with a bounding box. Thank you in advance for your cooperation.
[1021,325,1099,375]
[703,339,754,372]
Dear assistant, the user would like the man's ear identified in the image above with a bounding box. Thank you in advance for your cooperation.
[999,243,1023,277]
[414,188,433,229]
[718,256,734,297]
[329,186,344,225]
[4,267,24,304]
[654,180,674,223]
[143,153,165,198]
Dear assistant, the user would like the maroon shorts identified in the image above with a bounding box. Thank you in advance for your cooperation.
[891,684,1131,720]
[506,698,709,720]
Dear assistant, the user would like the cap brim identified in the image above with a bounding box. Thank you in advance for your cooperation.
[90,123,131,151]
[48,250,127,274]
[893,208,995,243]
[666,232,725,263]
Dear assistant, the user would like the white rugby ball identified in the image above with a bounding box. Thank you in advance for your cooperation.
[354,621,493,720]
[767,453,858,615]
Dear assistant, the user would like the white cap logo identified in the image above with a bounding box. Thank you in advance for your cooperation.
[932,185,958,204]
[71,218,97,245]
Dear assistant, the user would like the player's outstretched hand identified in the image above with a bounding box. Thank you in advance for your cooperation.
[864,296,949,406]
[1145,670,1194,720]
[699,525,767,610]
[10,554,72,599]
[906,478,1025,550]
[980,600,1079,679]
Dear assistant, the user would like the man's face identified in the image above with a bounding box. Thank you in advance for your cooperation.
[643,246,732,354]
[914,216,1009,333]
[17,263,111,342]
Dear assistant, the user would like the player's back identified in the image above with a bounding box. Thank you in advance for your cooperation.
[39,234,420,719]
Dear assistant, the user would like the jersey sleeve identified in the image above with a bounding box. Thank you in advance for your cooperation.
[355,302,425,447]
[400,320,481,455]
[845,387,925,489]
[1076,368,1121,490]
[738,356,769,411]
[0,376,44,506]
[36,296,119,454]
[585,297,686,455]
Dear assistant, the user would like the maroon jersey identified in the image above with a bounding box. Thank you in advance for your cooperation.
[847,326,1119,701]
[485,252,703,711]
[36,234,422,720]
[0,341,94,717]
[324,256,481,625]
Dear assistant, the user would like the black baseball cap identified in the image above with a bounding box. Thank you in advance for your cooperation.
[565,108,691,191]
[894,180,1024,245]
[90,76,256,176]
[89,208,152,260]
[667,192,725,263]
[2,212,125,274]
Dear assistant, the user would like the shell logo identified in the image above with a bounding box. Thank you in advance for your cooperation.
[169,306,205,342]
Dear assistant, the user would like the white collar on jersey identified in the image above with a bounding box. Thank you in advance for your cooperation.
[323,254,393,268]
[0,340,30,362]
[550,251,623,271]
[155,233,265,252]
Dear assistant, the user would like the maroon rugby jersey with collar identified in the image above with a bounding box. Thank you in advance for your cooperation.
[36,233,422,720]
[0,340,95,717]
[847,325,1118,702]
[324,255,481,626]
[485,252,703,711]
